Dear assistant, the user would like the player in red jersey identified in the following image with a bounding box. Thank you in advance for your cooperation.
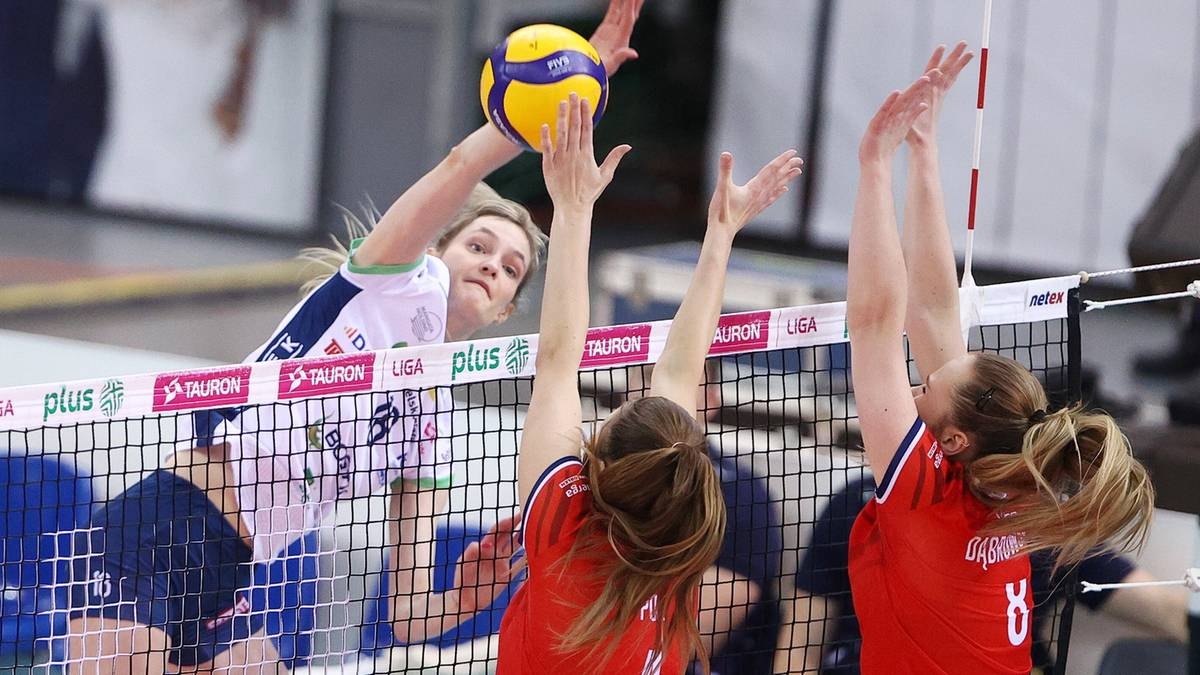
[844,44,1156,674]
[495,94,801,675]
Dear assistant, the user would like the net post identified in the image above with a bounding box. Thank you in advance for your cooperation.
[1052,288,1084,675]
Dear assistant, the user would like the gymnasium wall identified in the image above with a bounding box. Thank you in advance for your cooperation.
[711,0,1200,277]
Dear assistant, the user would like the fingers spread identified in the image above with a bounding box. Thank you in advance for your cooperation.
[925,44,945,73]
[599,144,633,181]
[719,151,734,184]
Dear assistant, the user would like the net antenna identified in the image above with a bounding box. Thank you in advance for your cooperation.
[961,0,994,340]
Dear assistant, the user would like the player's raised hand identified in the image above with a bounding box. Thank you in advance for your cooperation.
[707,150,804,236]
[590,0,644,76]
[908,42,974,146]
[859,73,934,165]
[540,93,631,213]
[452,513,519,615]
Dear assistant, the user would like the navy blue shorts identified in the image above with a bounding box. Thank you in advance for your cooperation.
[69,469,263,667]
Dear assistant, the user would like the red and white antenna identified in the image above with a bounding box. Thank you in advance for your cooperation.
[963,0,994,287]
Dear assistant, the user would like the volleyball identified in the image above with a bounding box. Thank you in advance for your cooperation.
[480,24,608,152]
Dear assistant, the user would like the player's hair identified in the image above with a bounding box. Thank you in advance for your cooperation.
[948,352,1154,568]
[299,183,547,298]
[554,395,726,675]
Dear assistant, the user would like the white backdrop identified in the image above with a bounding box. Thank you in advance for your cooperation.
[711,0,1200,278]
[77,0,330,232]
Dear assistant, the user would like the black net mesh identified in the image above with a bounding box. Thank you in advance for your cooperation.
[0,311,1077,674]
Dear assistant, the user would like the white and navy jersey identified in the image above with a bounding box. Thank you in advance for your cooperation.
[200,241,455,560]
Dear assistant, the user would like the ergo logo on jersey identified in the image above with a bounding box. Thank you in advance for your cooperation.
[278,353,375,399]
[153,367,252,412]
[581,324,651,368]
[708,311,771,355]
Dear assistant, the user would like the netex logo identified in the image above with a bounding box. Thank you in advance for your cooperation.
[708,311,771,355]
[1028,290,1065,307]
[278,353,375,400]
[581,324,651,368]
[153,367,252,412]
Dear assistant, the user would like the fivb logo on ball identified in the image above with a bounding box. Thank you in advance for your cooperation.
[153,367,252,412]
[451,337,531,381]
[480,23,607,151]
[42,378,125,422]
[278,353,375,400]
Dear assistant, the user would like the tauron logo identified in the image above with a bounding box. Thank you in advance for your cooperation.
[153,368,251,412]
[277,353,375,399]
[581,325,652,368]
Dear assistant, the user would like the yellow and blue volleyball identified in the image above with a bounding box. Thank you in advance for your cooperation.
[480,24,608,152]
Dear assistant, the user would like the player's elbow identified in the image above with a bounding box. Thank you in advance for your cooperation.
[436,142,474,181]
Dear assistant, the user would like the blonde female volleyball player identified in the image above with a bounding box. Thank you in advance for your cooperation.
[65,3,645,673]
[844,49,1155,673]
[496,93,801,674]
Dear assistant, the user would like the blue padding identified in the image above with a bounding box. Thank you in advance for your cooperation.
[0,452,92,657]
[251,530,320,667]
[360,521,521,654]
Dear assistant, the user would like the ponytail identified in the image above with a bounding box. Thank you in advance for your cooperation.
[951,354,1155,568]
[968,405,1154,567]
[554,397,727,674]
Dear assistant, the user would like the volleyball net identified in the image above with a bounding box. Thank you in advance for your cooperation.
[0,275,1080,674]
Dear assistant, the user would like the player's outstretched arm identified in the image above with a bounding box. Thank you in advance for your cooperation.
[650,150,802,414]
[517,94,630,507]
[902,42,973,378]
[847,74,933,478]
[353,0,643,268]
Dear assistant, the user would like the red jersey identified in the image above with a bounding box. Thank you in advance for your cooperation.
[497,457,686,675]
[849,419,1032,674]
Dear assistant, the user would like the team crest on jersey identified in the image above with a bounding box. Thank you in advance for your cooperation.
[411,306,441,343]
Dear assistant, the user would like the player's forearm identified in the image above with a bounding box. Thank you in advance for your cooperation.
[655,230,734,389]
[847,162,907,337]
[902,145,960,331]
[535,206,593,370]
[356,125,522,267]
[389,589,467,644]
